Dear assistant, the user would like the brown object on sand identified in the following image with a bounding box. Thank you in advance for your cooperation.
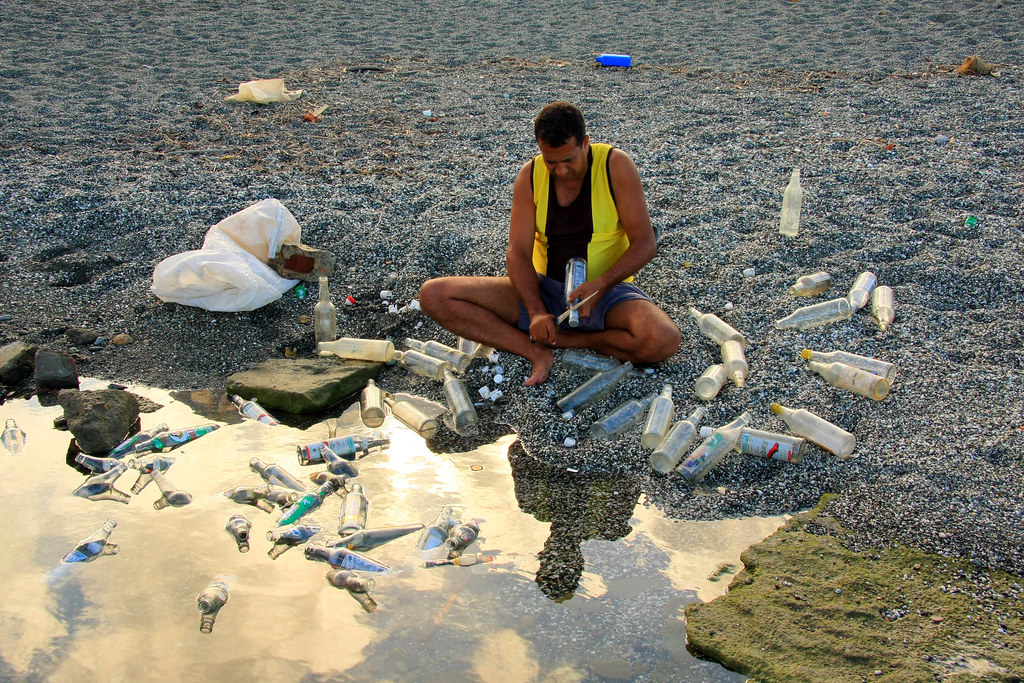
[269,243,337,282]
[955,56,997,76]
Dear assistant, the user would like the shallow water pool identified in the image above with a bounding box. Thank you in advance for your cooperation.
[0,380,784,682]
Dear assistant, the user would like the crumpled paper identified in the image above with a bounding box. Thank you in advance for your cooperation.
[225,78,303,104]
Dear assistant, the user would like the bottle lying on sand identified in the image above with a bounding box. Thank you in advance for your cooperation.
[769,403,856,458]
[224,514,251,553]
[383,396,439,439]
[151,470,193,510]
[847,271,877,310]
[590,393,656,440]
[699,426,807,463]
[230,395,279,426]
[197,577,230,634]
[405,338,473,373]
[871,285,895,331]
[325,569,378,612]
[359,380,386,428]
[676,411,751,484]
[296,434,390,465]
[775,297,852,330]
[457,336,495,359]
[62,519,119,563]
[694,364,728,401]
[649,407,707,473]
[441,367,479,436]
[641,385,675,449]
[556,362,633,417]
[720,340,748,387]
[805,360,890,401]
[395,349,453,380]
[788,271,832,297]
[779,168,803,236]
[317,337,395,362]
[688,307,745,347]
[800,348,896,384]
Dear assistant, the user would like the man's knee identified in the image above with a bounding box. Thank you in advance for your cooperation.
[418,278,449,320]
[635,318,681,363]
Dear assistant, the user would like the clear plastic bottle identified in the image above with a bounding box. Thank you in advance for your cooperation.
[404,338,472,373]
[225,514,251,553]
[788,271,832,297]
[62,519,119,563]
[676,411,751,484]
[267,523,322,559]
[337,482,369,536]
[779,167,802,236]
[699,426,807,463]
[649,406,707,473]
[847,271,877,310]
[1,418,26,454]
[720,340,748,387]
[564,257,588,327]
[556,361,633,416]
[688,307,745,347]
[417,505,458,551]
[441,367,479,436]
[359,380,386,428]
[871,285,895,331]
[641,385,675,449]
[325,569,378,612]
[151,470,193,510]
[774,297,852,330]
[384,397,439,439]
[197,577,230,634]
[800,348,897,384]
[277,478,342,526]
[249,457,309,491]
[304,543,391,573]
[446,521,481,555]
[317,337,395,362]
[296,434,390,465]
[590,393,656,440]
[769,403,856,458]
[806,360,890,401]
[395,349,453,380]
[223,486,275,513]
[314,276,338,344]
[330,523,424,551]
[230,395,279,426]
[73,462,131,504]
[694,364,728,401]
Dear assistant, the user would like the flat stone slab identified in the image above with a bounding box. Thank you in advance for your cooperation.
[226,357,381,414]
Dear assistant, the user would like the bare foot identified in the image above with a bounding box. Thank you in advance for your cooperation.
[524,347,555,386]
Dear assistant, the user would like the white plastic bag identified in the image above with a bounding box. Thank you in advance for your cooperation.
[151,199,301,312]
[224,79,303,104]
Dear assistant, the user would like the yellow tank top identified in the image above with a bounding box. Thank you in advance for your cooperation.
[531,143,631,282]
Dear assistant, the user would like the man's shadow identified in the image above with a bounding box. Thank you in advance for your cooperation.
[508,440,641,602]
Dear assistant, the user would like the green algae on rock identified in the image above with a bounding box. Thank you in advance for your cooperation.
[685,494,1024,683]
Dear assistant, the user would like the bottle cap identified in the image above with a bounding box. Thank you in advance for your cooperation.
[800,349,813,360]
[768,403,783,415]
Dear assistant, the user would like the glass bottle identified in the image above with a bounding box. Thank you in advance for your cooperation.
[774,297,852,330]
[72,462,131,504]
[267,523,322,559]
[779,167,802,236]
[800,348,897,384]
[564,257,588,327]
[425,554,495,568]
[330,523,425,551]
[556,361,633,417]
[75,453,125,473]
[847,271,877,310]
[695,363,728,401]
[277,478,342,526]
[127,455,175,494]
[871,285,895,331]
[225,514,252,553]
[457,336,495,359]
[325,569,378,612]
[687,307,745,347]
[720,340,748,387]
[700,426,807,463]
[769,403,856,458]
[223,486,275,513]
[806,360,890,401]
[359,380,386,428]
[309,471,357,488]
[258,485,302,509]
[2,418,27,454]
[131,423,220,454]
[196,576,230,634]
[641,385,675,449]
[788,271,832,297]
[441,367,479,436]
[395,349,453,381]
[590,393,656,440]
[320,444,362,477]
[649,407,707,473]
[304,543,391,573]
[446,521,480,555]
[337,482,369,536]
[676,411,751,484]
[296,433,390,465]
[108,423,169,459]
[230,395,279,426]
[417,505,458,551]
[317,337,395,363]
[383,396,439,439]
[151,470,193,510]
[404,338,472,373]
[249,457,308,492]
[559,348,621,374]
[314,276,338,344]
[62,519,119,563]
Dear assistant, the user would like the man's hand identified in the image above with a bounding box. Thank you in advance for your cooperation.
[567,277,609,320]
[529,311,558,345]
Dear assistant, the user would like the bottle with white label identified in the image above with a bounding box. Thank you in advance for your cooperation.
[775,297,852,330]
[641,385,674,449]
[788,271,832,297]
[800,348,897,384]
[769,403,855,458]
[806,360,890,400]
[699,426,807,463]
[688,307,745,347]
[779,168,803,236]
[676,411,751,484]
[649,406,707,473]
[871,286,895,331]
[847,271,877,310]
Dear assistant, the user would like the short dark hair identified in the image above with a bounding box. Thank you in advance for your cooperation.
[534,102,586,148]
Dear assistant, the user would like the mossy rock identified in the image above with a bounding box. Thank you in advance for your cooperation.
[225,358,381,414]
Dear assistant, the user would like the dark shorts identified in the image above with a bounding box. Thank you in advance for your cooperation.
[517,274,653,333]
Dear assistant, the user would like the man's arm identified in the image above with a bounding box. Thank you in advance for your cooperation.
[507,162,557,344]
[570,148,657,317]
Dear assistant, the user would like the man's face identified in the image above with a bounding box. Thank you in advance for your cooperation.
[537,135,590,182]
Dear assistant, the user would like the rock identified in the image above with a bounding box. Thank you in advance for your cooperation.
[0,341,37,385]
[225,358,380,414]
[66,327,101,346]
[268,243,336,282]
[59,388,140,454]
[112,333,133,346]
[35,349,79,392]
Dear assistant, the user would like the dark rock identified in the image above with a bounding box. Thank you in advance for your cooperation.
[269,243,337,282]
[35,349,79,391]
[226,358,380,414]
[58,388,140,454]
[0,341,37,385]
[66,327,101,346]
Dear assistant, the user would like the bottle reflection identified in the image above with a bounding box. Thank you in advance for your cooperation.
[509,441,640,602]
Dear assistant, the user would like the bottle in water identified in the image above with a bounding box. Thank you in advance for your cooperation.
[676,411,751,484]
[394,349,453,380]
[1,419,26,454]
[847,271,877,310]
[62,519,119,563]
[330,523,425,552]
[325,569,379,612]
[225,514,252,553]
[788,271,832,297]
[649,407,707,473]
[296,433,390,465]
[441,367,479,436]
[417,505,458,551]
[223,486,275,513]
[871,285,895,331]
[775,297,852,330]
[446,521,481,555]
[249,457,309,491]
[151,470,193,510]
[359,380,386,428]
[304,543,391,573]
[277,478,343,526]
[196,576,230,634]
[641,385,674,449]
[267,523,322,559]
[806,360,890,401]
[425,553,495,568]
[384,396,439,439]
[688,307,745,347]
[769,403,856,458]
[75,453,124,473]
[337,482,369,536]
[72,462,131,504]
[108,423,169,459]
[230,395,280,426]
[590,393,656,440]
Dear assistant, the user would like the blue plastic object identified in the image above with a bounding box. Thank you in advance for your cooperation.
[596,54,631,67]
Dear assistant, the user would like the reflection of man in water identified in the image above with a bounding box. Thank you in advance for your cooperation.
[509,441,640,602]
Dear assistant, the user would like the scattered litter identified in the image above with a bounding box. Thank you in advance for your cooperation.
[488,389,503,402]
[302,105,329,123]
[225,78,303,104]
[724,302,734,311]
[563,437,577,447]
[493,374,505,384]
[478,386,491,399]
[380,290,393,299]
[955,56,999,77]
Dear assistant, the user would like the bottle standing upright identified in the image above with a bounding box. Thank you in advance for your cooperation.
[779,168,803,236]
[314,276,338,344]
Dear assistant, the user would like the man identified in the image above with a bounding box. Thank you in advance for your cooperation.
[419,101,680,385]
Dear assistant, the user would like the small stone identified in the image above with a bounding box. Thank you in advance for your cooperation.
[298,315,310,324]
[563,437,576,447]
[562,411,574,420]
[931,615,944,623]
[742,267,756,278]
[724,302,734,311]
[111,333,132,346]
[934,134,950,146]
